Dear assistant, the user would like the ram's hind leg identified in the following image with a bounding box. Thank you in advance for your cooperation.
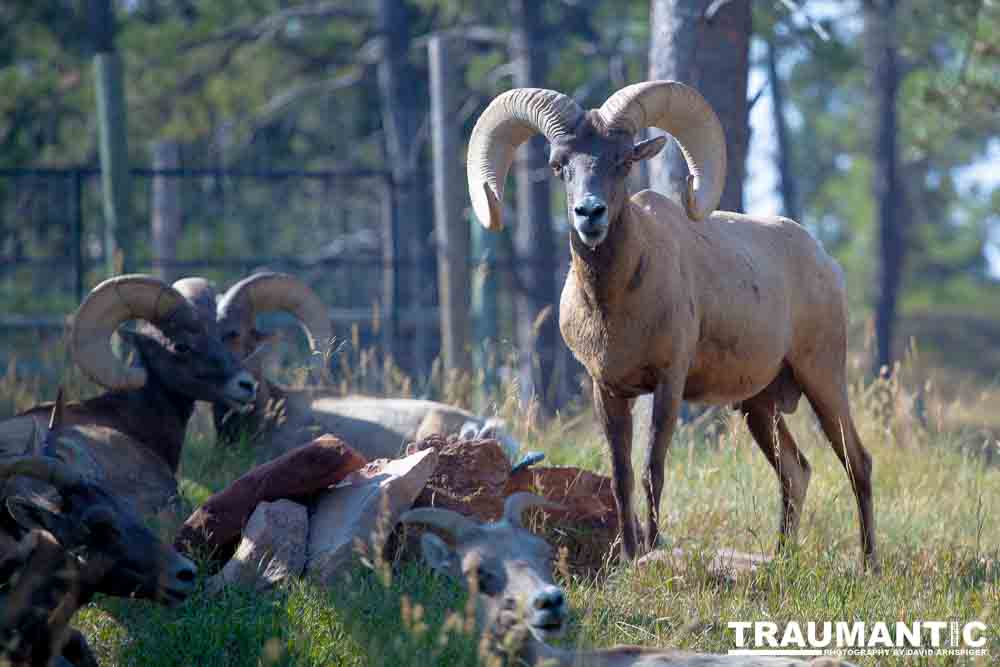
[797,371,878,571]
[739,394,811,553]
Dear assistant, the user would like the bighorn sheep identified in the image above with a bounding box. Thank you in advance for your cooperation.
[467,81,876,568]
[401,495,854,667]
[0,275,257,514]
[1,400,196,665]
[171,272,520,461]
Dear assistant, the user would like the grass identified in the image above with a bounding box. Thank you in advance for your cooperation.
[3,333,999,665]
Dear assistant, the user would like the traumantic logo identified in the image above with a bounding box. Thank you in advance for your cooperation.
[727,621,990,659]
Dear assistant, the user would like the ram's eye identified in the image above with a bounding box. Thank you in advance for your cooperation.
[174,343,192,356]
[476,567,501,594]
[550,161,563,176]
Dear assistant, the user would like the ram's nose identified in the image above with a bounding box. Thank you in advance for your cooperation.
[574,194,607,220]
[224,370,258,405]
[573,195,609,248]
[161,552,197,605]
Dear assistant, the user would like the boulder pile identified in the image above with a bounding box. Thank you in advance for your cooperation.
[177,432,627,590]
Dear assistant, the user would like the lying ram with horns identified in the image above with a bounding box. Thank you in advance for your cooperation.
[0,275,257,514]
[1,396,196,666]
[467,81,876,570]
[401,494,855,667]
[171,272,522,462]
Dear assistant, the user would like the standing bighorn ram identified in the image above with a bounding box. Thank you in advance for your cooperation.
[467,81,876,569]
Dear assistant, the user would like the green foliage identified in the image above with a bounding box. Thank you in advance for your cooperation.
[768,0,999,314]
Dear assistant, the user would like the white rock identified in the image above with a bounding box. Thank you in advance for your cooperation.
[213,499,309,592]
[305,448,438,584]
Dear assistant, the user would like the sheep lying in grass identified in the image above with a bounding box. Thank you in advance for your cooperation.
[0,275,257,515]
[401,494,855,667]
[173,272,522,461]
[466,81,876,569]
[0,399,196,666]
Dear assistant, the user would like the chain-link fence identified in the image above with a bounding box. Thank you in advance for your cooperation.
[0,166,451,386]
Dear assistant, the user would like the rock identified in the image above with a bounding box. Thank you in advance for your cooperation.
[414,409,473,442]
[638,547,771,581]
[505,466,626,575]
[208,499,308,592]
[409,436,511,521]
[176,434,366,560]
[306,448,438,584]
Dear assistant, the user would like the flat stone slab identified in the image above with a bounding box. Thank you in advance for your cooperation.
[306,448,438,584]
[638,547,772,580]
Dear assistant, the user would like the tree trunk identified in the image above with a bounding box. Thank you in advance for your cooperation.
[648,0,751,213]
[376,0,427,376]
[151,140,181,282]
[766,36,800,222]
[510,0,559,411]
[429,35,471,376]
[864,0,904,374]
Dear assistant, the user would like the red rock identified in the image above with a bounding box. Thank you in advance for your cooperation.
[409,436,511,521]
[505,466,626,575]
[176,434,365,560]
[505,465,618,528]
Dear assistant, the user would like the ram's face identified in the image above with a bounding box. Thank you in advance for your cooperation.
[125,316,256,410]
[549,115,667,249]
[4,480,197,605]
[419,523,568,644]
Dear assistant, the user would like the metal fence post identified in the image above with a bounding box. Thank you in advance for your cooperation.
[73,169,85,303]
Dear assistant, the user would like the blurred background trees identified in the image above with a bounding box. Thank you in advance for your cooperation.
[0,0,997,403]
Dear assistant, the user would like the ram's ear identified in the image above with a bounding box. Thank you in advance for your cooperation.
[420,533,460,577]
[632,135,668,162]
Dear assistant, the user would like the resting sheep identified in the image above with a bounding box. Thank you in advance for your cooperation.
[466,81,876,569]
[401,495,855,666]
[0,400,196,666]
[172,272,521,461]
[0,275,257,514]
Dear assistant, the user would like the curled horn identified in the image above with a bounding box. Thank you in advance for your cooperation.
[599,80,726,221]
[70,275,195,390]
[503,492,564,529]
[399,507,481,542]
[217,272,332,361]
[0,456,82,489]
[467,88,584,231]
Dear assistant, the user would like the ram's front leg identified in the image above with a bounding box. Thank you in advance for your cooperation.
[643,371,684,552]
[594,384,638,560]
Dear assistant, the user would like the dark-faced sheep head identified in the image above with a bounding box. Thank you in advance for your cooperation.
[70,275,257,409]
[1,419,196,607]
[467,80,728,248]
[400,493,567,644]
